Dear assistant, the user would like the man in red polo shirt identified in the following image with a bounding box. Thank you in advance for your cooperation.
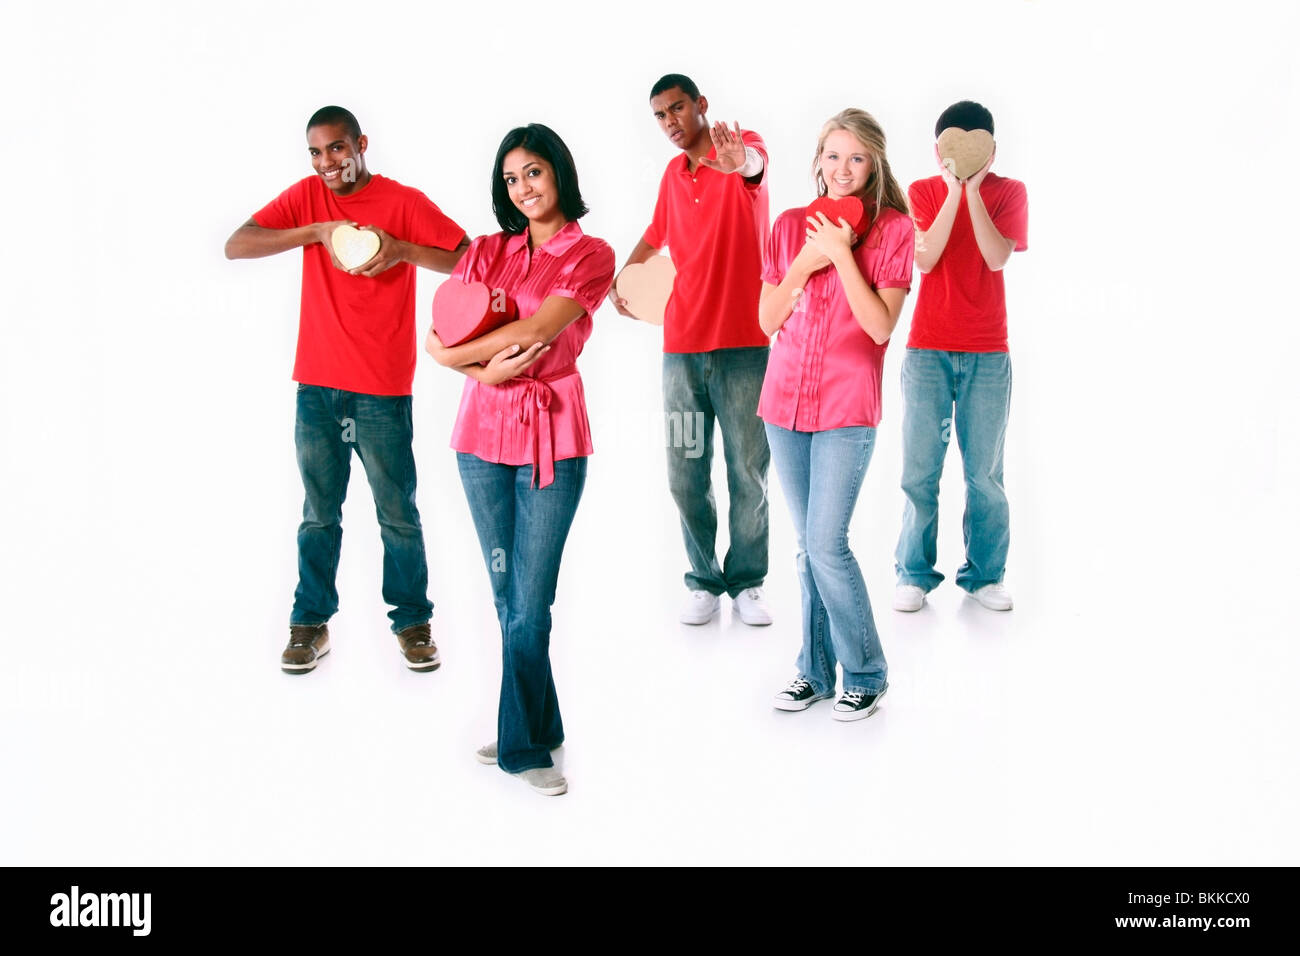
[225,105,467,673]
[893,100,1028,613]
[610,74,772,626]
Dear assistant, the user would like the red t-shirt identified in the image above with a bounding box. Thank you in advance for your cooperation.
[907,173,1028,353]
[253,174,465,395]
[643,130,770,354]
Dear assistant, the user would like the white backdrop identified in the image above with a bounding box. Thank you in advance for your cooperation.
[1,0,1296,865]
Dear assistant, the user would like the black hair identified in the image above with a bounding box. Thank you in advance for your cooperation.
[934,100,994,138]
[650,73,700,102]
[306,105,362,141]
[491,124,589,234]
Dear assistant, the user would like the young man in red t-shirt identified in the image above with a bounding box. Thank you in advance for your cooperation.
[894,101,1028,613]
[225,105,467,673]
[609,74,773,627]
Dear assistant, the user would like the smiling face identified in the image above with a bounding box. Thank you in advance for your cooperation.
[502,147,560,225]
[308,122,368,195]
[817,129,873,199]
[650,87,709,153]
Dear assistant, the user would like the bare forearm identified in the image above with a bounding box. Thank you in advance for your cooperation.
[759,264,815,336]
[433,297,585,367]
[914,187,961,273]
[966,188,1015,271]
[622,237,658,272]
[225,221,319,260]
[405,236,469,274]
[830,249,901,345]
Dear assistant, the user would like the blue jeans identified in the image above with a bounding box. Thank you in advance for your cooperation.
[457,453,586,775]
[662,347,770,597]
[895,349,1012,593]
[291,385,432,632]
[766,424,887,695]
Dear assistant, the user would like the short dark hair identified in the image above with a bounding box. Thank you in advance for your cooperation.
[934,101,994,138]
[491,124,589,234]
[306,105,362,141]
[650,73,700,102]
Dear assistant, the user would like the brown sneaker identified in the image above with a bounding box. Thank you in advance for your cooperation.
[281,624,330,674]
[396,622,441,672]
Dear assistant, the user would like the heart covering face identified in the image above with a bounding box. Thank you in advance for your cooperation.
[330,224,381,270]
[936,127,994,181]
[430,279,518,346]
[806,195,869,237]
[615,255,676,326]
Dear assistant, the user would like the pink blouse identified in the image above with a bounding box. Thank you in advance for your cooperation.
[758,206,914,431]
[447,221,615,488]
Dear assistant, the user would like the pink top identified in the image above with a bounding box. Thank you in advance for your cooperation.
[758,206,914,431]
[447,221,615,488]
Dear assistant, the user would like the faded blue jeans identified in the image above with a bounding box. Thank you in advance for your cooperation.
[291,384,432,632]
[457,453,586,775]
[895,348,1012,594]
[663,347,770,597]
[766,424,887,696]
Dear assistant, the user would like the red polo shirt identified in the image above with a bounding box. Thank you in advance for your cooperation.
[643,130,770,354]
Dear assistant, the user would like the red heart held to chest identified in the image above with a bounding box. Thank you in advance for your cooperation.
[431,279,519,346]
[805,195,870,238]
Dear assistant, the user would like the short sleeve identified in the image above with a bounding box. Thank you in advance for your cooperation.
[450,234,488,284]
[550,241,616,316]
[908,179,937,233]
[643,171,670,250]
[990,178,1028,252]
[761,209,797,287]
[251,179,306,230]
[404,189,467,251]
[870,211,915,291]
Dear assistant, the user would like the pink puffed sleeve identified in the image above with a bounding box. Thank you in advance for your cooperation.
[762,208,799,287]
[549,240,616,316]
[870,210,915,291]
[450,234,487,284]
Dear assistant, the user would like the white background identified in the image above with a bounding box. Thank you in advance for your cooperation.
[1,0,1296,864]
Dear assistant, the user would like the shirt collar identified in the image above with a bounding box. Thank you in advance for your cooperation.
[504,220,585,257]
[676,142,719,177]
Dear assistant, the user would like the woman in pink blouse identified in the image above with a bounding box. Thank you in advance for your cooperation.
[426,124,614,795]
[758,109,914,721]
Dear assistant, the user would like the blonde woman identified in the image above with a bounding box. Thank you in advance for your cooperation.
[758,109,914,720]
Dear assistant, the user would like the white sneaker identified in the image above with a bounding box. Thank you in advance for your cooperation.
[515,767,567,796]
[680,590,721,625]
[893,585,926,612]
[972,583,1013,611]
[733,587,772,626]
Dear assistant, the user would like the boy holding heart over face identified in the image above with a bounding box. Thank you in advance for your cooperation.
[893,100,1028,613]
[225,105,468,674]
[609,73,773,628]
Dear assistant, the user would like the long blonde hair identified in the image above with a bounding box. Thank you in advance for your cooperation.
[812,108,909,243]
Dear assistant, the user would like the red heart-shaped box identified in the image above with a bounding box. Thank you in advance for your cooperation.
[806,195,869,237]
[431,279,518,346]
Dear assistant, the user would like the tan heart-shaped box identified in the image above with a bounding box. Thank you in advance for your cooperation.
[615,255,676,326]
[937,128,994,181]
[330,224,380,270]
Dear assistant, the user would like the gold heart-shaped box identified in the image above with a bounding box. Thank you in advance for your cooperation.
[937,128,994,181]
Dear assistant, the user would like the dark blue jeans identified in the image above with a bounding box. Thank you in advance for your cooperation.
[457,453,586,775]
[290,385,433,633]
[662,347,770,597]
